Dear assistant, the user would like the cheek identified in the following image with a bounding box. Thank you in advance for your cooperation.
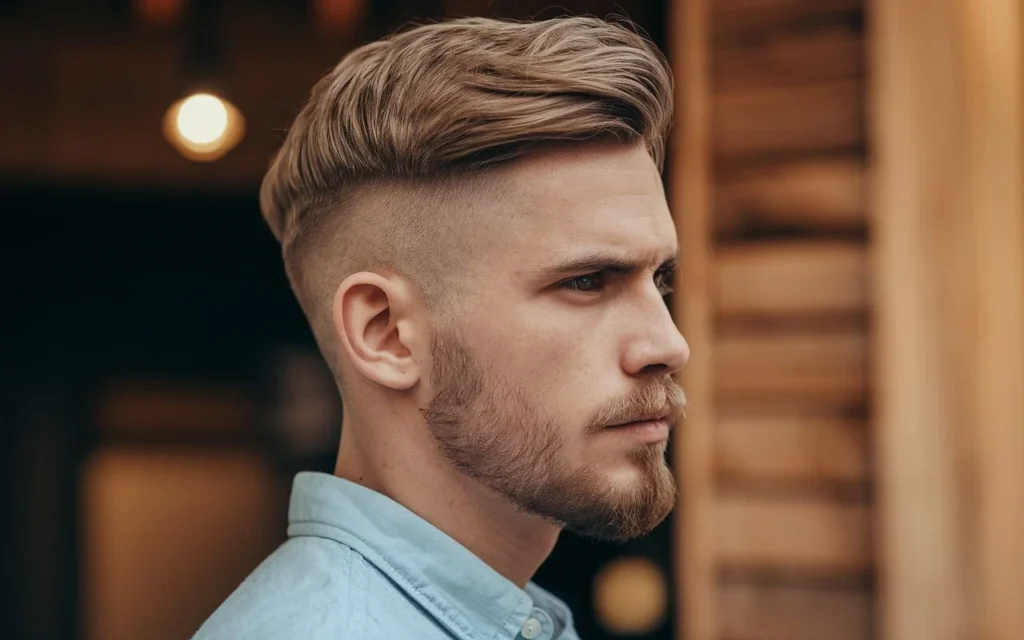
[494,329,613,429]
[530,316,616,392]
[465,291,620,404]
[487,316,596,384]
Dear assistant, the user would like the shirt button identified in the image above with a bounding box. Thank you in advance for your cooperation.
[520,617,542,639]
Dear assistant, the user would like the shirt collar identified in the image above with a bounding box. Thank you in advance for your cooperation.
[287,471,568,640]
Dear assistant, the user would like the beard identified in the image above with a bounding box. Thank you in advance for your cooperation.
[422,326,683,541]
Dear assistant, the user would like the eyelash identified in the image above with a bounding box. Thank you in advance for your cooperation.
[560,269,675,296]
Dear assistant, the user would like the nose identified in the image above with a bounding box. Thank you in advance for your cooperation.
[621,295,690,377]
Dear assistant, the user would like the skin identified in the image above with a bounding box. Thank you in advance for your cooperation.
[331,142,690,588]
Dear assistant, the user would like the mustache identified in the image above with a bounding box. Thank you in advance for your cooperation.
[587,378,688,434]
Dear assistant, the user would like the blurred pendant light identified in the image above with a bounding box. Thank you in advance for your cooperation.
[311,0,365,37]
[593,556,669,635]
[133,0,185,28]
[163,0,245,162]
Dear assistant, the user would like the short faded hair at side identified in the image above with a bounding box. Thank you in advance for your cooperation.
[259,15,674,379]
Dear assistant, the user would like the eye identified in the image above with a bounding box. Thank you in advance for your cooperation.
[560,271,608,293]
[655,268,675,296]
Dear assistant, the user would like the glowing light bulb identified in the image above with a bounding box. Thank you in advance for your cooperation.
[175,93,228,145]
[163,91,245,162]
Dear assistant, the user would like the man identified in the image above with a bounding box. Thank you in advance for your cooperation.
[194,14,689,640]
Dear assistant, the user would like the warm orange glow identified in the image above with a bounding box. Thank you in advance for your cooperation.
[312,0,365,35]
[162,92,245,162]
[133,0,185,27]
[593,556,668,635]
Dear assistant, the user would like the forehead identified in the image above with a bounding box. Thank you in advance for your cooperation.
[497,143,676,269]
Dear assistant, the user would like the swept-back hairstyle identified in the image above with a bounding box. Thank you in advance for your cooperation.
[259,15,673,378]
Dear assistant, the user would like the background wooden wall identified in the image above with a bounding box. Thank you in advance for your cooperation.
[871,1,1024,639]
[673,1,873,639]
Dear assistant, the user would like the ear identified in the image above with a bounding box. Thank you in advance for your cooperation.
[331,271,425,391]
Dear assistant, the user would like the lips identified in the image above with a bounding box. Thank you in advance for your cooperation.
[609,407,674,428]
[602,414,673,444]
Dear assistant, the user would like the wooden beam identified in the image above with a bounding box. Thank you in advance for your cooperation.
[967,1,1024,634]
[716,495,872,575]
[871,0,1024,638]
[715,157,866,237]
[714,80,864,159]
[716,414,869,485]
[671,0,716,638]
[719,582,872,640]
[715,241,867,317]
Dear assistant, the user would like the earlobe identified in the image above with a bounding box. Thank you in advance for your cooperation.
[331,272,423,391]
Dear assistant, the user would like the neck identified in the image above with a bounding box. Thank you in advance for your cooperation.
[334,413,560,588]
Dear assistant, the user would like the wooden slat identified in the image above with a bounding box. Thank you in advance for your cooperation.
[714,26,863,92]
[716,414,869,484]
[715,241,867,317]
[715,329,868,406]
[716,495,871,574]
[712,0,862,46]
[715,157,866,236]
[714,80,863,158]
[671,0,716,637]
[719,582,872,640]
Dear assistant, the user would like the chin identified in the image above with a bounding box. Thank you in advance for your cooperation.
[606,445,670,476]
[604,462,655,488]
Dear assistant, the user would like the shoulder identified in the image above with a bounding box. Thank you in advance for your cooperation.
[192,536,367,640]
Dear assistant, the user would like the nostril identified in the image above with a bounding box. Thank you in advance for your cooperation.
[640,363,670,376]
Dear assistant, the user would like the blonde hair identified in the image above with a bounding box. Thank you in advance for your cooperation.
[260,15,673,376]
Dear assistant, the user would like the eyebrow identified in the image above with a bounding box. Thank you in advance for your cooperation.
[536,250,679,279]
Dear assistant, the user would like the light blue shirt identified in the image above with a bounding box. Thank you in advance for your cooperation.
[193,471,581,640]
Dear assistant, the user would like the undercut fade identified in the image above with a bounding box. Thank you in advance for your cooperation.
[259,15,674,380]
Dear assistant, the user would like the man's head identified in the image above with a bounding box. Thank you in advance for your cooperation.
[261,16,688,541]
